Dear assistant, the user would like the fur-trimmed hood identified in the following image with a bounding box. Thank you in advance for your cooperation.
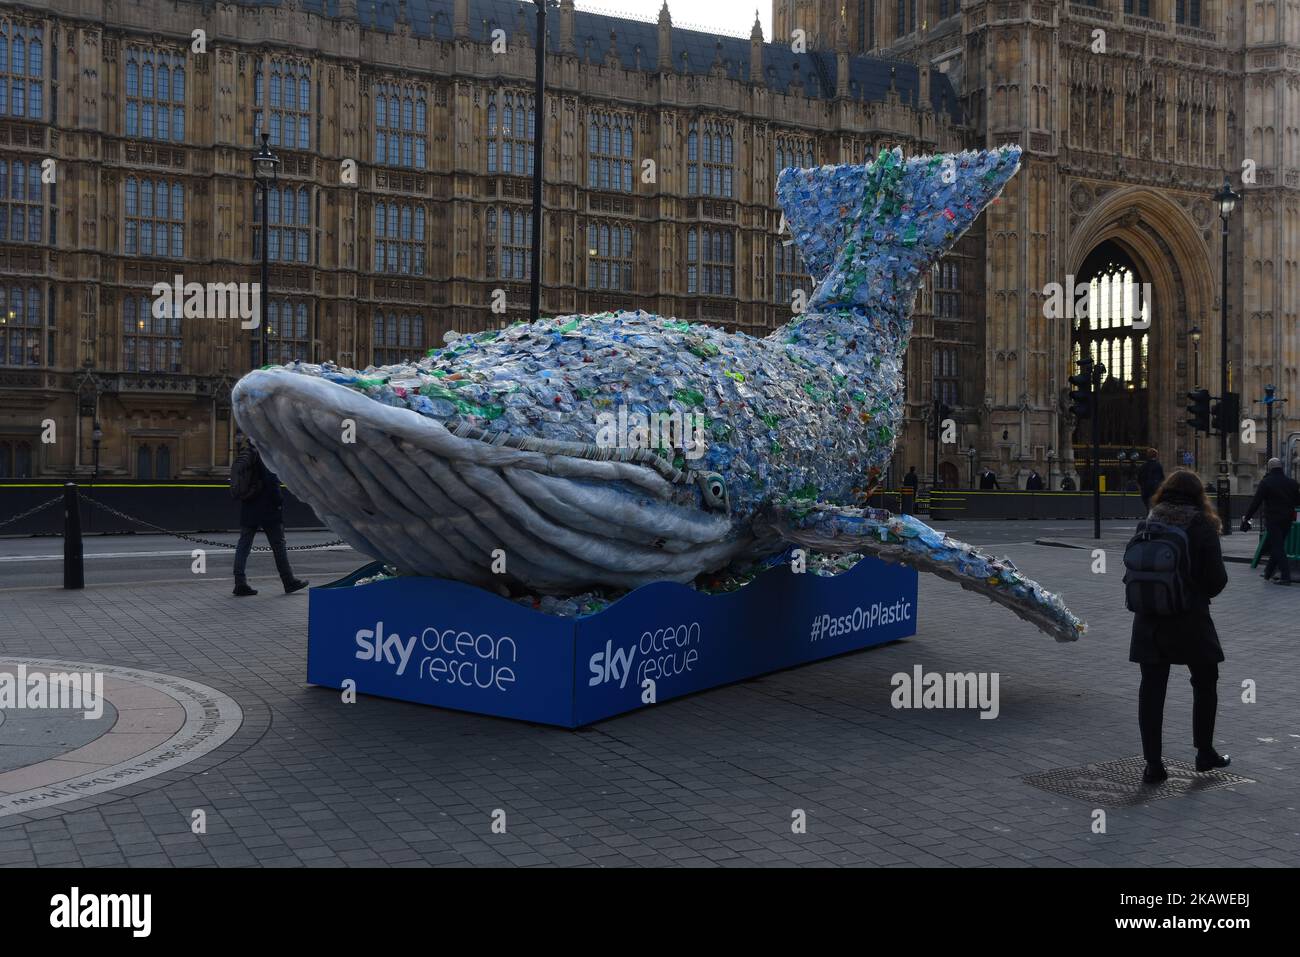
[1148,501,1203,528]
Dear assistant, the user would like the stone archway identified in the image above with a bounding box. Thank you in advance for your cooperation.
[1065,188,1215,480]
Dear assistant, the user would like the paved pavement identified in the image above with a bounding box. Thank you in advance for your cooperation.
[0,521,1297,867]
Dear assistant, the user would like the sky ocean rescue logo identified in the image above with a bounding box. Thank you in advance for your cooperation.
[355,621,518,692]
[588,622,702,690]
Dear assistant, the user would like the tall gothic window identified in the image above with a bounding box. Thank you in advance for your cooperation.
[934,347,960,407]
[486,91,535,176]
[687,120,734,198]
[255,185,311,264]
[254,299,311,366]
[124,177,185,257]
[486,207,532,280]
[585,222,634,291]
[0,437,34,478]
[0,283,42,366]
[774,241,807,306]
[122,294,183,373]
[255,59,312,150]
[933,260,961,318]
[587,112,634,193]
[125,47,185,142]
[374,81,427,169]
[372,312,426,366]
[687,228,734,296]
[1072,242,1150,450]
[372,202,426,274]
[0,157,44,243]
[774,135,815,174]
[1175,1,1200,26]
[0,22,42,119]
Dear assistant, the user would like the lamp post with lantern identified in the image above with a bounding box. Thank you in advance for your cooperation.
[1213,175,1240,534]
[252,132,280,370]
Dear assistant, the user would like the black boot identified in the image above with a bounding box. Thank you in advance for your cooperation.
[1142,762,1168,784]
[283,578,310,595]
[1195,750,1230,772]
[233,582,258,597]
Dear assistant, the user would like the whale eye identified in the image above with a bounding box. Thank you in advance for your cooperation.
[698,472,729,512]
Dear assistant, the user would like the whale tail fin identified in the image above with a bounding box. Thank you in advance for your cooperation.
[775,145,1021,316]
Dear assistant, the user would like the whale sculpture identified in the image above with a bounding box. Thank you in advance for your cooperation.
[232,145,1086,642]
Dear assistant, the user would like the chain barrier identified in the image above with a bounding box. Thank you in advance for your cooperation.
[78,494,347,553]
[0,495,64,531]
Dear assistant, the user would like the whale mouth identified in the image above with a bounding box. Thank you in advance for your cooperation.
[231,368,741,592]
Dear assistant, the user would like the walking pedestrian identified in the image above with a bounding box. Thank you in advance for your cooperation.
[1136,448,1164,511]
[230,433,309,597]
[979,468,1000,490]
[902,466,918,514]
[1241,457,1300,585]
[1025,470,1044,491]
[1125,469,1230,784]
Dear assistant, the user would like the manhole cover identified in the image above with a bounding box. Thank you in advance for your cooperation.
[1023,755,1255,807]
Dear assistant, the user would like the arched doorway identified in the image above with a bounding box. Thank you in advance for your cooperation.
[1071,240,1150,489]
[1065,189,1214,494]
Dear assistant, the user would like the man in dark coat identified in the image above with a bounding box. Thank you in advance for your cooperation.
[1136,448,1164,510]
[232,435,309,597]
[1242,457,1300,584]
[1129,478,1229,782]
[978,469,1000,490]
[1025,470,1044,491]
[901,466,918,513]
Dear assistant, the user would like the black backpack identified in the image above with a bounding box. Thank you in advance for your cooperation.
[230,450,264,502]
[1122,520,1194,615]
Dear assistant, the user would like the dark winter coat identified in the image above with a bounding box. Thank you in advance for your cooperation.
[1129,496,1227,665]
[1243,468,1300,528]
[1136,458,1165,498]
[979,470,1000,490]
[235,443,284,528]
[1025,472,1044,491]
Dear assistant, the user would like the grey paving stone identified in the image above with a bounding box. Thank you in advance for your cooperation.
[1,528,1295,867]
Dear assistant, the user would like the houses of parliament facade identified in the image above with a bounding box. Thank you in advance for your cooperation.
[0,0,1296,496]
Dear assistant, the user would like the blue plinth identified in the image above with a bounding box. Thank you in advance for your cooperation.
[307,556,919,727]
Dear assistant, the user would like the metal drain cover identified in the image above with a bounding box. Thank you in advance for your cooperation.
[1023,755,1255,807]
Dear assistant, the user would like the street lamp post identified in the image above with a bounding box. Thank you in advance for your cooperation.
[528,1,556,323]
[1214,175,1239,534]
[252,132,280,370]
[1190,325,1201,474]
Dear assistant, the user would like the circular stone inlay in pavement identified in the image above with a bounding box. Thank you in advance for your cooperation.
[0,658,243,819]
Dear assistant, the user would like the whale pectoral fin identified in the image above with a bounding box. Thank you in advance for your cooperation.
[756,503,1086,643]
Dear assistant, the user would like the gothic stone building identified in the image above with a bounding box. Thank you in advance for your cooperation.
[0,0,1295,498]
[772,0,1299,491]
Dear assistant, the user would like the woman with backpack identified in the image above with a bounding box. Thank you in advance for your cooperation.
[1128,469,1231,784]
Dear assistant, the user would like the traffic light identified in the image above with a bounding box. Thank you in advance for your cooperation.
[1068,358,1094,418]
[1211,391,1239,436]
[1186,388,1211,433]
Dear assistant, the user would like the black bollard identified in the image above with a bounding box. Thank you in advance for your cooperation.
[63,482,84,590]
